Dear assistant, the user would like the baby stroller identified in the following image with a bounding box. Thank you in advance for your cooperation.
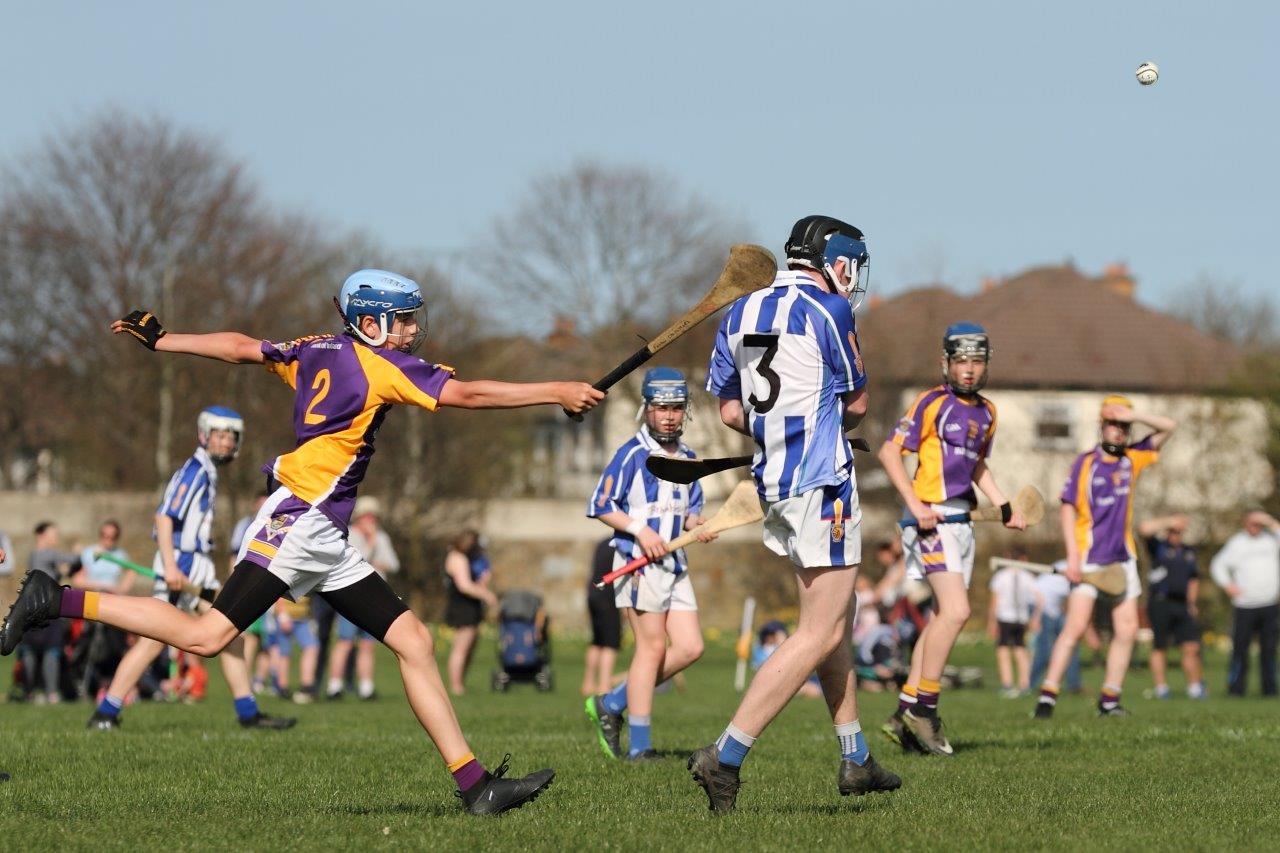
[490,589,552,692]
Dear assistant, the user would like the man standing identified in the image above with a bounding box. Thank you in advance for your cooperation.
[1029,561,1081,692]
[690,215,899,812]
[1139,515,1205,699]
[987,560,1041,698]
[1033,395,1176,718]
[327,496,400,700]
[1209,510,1280,697]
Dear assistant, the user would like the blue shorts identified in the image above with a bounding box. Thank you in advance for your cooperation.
[271,618,319,656]
[336,615,373,643]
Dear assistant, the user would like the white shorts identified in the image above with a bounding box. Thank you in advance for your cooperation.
[614,566,697,613]
[902,500,976,589]
[236,487,376,601]
[761,479,862,569]
[151,550,219,612]
[1072,558,1141,602]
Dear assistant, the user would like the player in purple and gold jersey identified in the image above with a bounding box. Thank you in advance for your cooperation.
[1,269,602,816]
[1034,394,1175,719]
[878,323,1026,756]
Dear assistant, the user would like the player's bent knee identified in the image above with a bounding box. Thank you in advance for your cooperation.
[188,614,240,657]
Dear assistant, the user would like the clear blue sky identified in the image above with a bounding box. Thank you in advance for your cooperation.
[2,1,1275,310]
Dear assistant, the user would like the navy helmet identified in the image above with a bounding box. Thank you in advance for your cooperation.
[784,215,870,310]
[942,322,991,394]
[639,367,689,443]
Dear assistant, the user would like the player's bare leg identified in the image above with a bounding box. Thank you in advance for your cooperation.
[1181,641,1205,694]
[996,645,1015,692]
[447,624,479,695]
[328,637,355,696]
[902,573,968,755]
[594,647,617,695]
[621,608,701,759]
[382,612,469,759]
[355,638,377,698]
[1014,643,1031,692]
[1096,599,1138,715]
[1150,648,1170,695]
[1034,592,1095,717]
[582,646,601,696]
[102,636,166,703]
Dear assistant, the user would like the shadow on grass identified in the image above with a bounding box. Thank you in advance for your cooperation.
[329,802,455,818]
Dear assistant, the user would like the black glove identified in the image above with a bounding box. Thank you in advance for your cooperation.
[118,310,166,350]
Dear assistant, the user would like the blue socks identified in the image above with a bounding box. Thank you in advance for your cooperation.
[233,695,259,721]
[628,716,652,756]
[715,724,755,768]
[601,681,628,715]
[96,695,123,718]
[836,721,868,765]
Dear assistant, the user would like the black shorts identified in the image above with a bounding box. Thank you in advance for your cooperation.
[445,595,485,629]
[997,621,1027,647]
[587,588,621,649]
[1148,598,1200,649]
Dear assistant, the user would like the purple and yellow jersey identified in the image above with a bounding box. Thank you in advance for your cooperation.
[1060,436,1159,564]
[260,334,454,530]
[888,385,996,505]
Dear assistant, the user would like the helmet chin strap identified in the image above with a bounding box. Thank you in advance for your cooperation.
[1100,441,1127,456]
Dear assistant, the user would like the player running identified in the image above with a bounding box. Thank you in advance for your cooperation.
[878,324,1026,756]
[86,408,295,731]
[689,215,900,812]
[1,269,602,816]
[1033,395,1176,718]
[585,368,716,761]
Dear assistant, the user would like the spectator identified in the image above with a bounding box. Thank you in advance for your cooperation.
[1029,561,1082,692]
[1210,510,1280,697]
[327,496,400,700]
[23,522,79,702]
[987,561,1041,698]
[270,597,320,703]
[444,529,498,696]
[71,520,134,698]
[582,536,621,697]
[752,621,822,699]
[229,492,272,693]
[1139,515,1205,699]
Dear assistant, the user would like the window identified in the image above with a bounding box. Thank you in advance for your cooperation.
[1035,403,1076,451]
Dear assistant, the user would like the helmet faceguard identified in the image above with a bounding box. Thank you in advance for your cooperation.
[638,367,689,444]
[198,406,244,465]
[785,216,871,310]
[335,269,428,354]
[942,322,991,395]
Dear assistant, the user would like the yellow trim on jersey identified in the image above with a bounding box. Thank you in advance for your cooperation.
[911,394,948,503]
[274,405,381,504]
[353,345,441,410]
[265,359,300,389]
[1073,455,1095,559]
[1122,446,1159,556]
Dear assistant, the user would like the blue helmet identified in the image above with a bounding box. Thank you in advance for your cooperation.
[639,367,689,443]
[335,269,427,352]
[784,215,871,310]
[942,322,991,394]
[197,405,244,464]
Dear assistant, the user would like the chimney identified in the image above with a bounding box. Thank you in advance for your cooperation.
[1101,262,1135,298]
[980,276,998,293]
[547,315,577,349]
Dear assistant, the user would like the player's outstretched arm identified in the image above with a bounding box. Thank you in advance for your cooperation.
[111,310,264,364]
[438,379,603,414]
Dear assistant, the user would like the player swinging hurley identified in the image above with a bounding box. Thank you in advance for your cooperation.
[879,323,1027,756]
[689,215,900,813]
[585,368,717,761]
[1034,395,1176,718]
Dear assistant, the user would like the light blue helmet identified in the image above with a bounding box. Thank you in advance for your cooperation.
[335,269,427,352]
[197,405,244,463]
[640,367,689,442]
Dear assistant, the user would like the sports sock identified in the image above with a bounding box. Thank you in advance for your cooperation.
[1038,682,1060,706]
[915,678,941,715]
[59,589,98,619]
[358,679,375,698]
[628,715,652,756]
[601,681,628,715]
[715,723,755,770]
[327,678,343,695]
[96,694,123,718]
[448,752,488,798]
[1188,681,1206,699]
[1098,684,1121,710]
[233,695,259,721]
[896,684,918,716]
[835,721,868,766]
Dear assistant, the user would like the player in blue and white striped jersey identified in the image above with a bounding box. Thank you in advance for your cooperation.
[88,407,294,731]
[584,368,716,761]
[689,216,900,812]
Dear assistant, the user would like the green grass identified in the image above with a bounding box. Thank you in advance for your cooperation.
[2,637,1278,851]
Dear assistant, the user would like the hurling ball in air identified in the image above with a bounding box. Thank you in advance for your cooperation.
[1136,62,1158,86]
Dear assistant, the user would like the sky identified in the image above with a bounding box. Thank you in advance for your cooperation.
[2,1,1276,313]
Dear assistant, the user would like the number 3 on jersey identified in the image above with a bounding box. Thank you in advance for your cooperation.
[744,334,780,414]
[304,368,332,425]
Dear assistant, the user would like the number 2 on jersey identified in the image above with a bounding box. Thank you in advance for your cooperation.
[744,334,780,413]
[304,368,332,425]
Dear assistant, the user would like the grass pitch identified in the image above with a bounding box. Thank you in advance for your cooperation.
[2,637,1278,851]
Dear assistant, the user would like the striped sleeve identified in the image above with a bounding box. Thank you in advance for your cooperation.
[158,459,206,521]
[889,389,937,453]
[980,399,998,458]
[587,444,638,518]
[1126,434,1160,475]
[814,297,865,393]
[689,477,706,518]
[706,312,741,399]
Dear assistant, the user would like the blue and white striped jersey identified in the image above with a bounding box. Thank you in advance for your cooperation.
[706,270,867,502]
[586,429,705,574]
[155,447,218,554]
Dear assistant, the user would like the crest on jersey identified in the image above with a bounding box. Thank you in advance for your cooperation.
[597,477,613,509]
[896,417,913,435]
[967,420,981,442]
[830,498,845,543]
[269,514,289,533]
[847,331,864,376]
